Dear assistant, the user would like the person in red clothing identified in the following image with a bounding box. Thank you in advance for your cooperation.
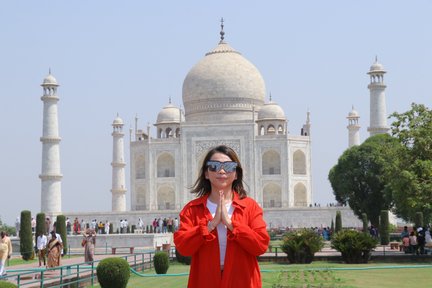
[174,145,269,288]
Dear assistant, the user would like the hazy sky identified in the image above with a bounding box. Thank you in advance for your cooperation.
[1,1,430,225]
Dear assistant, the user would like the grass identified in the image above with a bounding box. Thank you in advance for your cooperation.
[92,261,432,288]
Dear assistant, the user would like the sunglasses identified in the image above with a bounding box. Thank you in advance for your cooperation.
[206,161,238,173]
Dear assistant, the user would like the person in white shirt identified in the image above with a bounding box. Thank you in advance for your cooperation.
[36,231,47,266]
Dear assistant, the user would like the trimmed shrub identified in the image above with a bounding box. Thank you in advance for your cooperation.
[331,229,378,263]
[96,257,130,288]
[36,213,46,237]
[335,211,342,233]
[281,229,324,264]
[175,248,191,265]
[55,215,68,255]
[362,213,368,234]
[379,210,390,245]
[154,251,169,274]
[19,210,33,260]
[0,282,18,288]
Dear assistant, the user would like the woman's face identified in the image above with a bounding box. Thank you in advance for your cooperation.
[205,152,237,191]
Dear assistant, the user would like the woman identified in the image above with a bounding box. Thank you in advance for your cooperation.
[82,228,96,262]
[174,145,269,288]
[47,231,63,268]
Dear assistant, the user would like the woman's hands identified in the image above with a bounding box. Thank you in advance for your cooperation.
[208,190,233,232]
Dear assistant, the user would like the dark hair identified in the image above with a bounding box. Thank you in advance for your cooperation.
[191,145,247,199]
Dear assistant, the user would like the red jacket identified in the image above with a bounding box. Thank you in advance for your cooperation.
[174,193,270,288]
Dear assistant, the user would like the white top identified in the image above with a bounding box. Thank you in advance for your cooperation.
[37,235,47,250]
[207,198,235,268]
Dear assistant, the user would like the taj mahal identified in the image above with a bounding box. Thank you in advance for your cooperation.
[38,22,391,230]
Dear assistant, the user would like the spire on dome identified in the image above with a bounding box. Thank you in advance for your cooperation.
[169,96,172,104]
[219,17,225,43]
[269,92,272,102]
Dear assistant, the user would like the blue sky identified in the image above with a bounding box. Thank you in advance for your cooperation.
[1,1,430,225]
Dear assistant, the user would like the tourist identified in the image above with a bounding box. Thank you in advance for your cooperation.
[15,217,20,237]
[31,217,36,234]
[66,217,71,235]
[47,231,63,268]
[104,220,110,234]
[174,145,269,287]
[409,231,418,255]
[174,217,179,232]
[36,231,47,267]
[45,217,51,235]
[167,217,173,233]
[0,231,12,276]
[82,228,96,262]
[138,218,144,230]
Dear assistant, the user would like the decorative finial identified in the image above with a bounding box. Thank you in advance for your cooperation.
[219,17,225,43]
[168,96,172,104]
[269,92,272,102]
[49,68,51,75]
[375,55,378,63]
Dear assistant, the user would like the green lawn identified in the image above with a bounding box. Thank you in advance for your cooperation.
[93,261,432,288]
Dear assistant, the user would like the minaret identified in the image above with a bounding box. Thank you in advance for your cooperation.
[301,110,311,136]
[39,71,62,216]
[111,115,127,211]
[367,57,390,136]
[347,106,361,147]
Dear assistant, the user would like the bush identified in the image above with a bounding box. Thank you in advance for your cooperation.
[154,251,169,274]
[96,257,130,288]
[0,282,18,288]
[281,229,324,264]
[175,248,191,265]
[19,210,33,260]
[331,229,378,263]
[55,215,68,255]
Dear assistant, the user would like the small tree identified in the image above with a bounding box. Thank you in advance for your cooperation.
[335,211,342,233]
[19,210,33,260]
[331,219,334,234]
[55,215,68,255]
[380,210,390,245]
[362,213,368,234]
[415,212,424,228]
[36,213,46,237]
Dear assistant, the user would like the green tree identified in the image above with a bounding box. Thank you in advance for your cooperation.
[335,211,342,233]
[36,213,46,237]
[389,103,432,223]
[379,210,390,245]
[415,212,424,228]
[329,134,401,227]
[55,215,68,255]
[361,213,368,234]
[19,210,33,260]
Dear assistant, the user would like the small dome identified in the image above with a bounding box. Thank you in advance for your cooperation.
[156,103,184,124]
[369,61,385,73]
[348,108,359,118]
[257,101,286,120]
[42,73,58,85]
[112,116,124,125]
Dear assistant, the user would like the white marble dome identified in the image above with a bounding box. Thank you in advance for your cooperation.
[42,73,58,86]
[348,107,359,118]
[182,41,266,123]
[369,61,385,72]
[257,101,286,120]
[156,103,184,124]
[112,116,124,125]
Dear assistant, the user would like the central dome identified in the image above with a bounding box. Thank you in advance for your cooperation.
[182,41,266,123]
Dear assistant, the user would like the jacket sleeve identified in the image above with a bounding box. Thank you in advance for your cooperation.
[227,201,269,256]
[174,205,216,256]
